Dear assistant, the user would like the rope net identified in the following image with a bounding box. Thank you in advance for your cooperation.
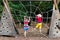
[9,1,52,23]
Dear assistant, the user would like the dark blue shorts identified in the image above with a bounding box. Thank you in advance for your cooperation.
[24,26,29,31]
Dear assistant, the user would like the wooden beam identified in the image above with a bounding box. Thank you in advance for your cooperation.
[8,0,52,1]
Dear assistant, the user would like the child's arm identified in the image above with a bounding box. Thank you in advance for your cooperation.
[28,17,30,22]
[36,16,38,19]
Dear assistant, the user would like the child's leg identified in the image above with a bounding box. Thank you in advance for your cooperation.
[36,23,39,28]
[35,23,39,29]
[24,31,27,37]
[24,26,29,37]
[24,27,27,37]
[39,28,41,33]
[39,23,42,33]
[33,23,39,31]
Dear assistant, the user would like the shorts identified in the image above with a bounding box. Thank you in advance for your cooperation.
[24,26,29,31]
[36,23,42,29]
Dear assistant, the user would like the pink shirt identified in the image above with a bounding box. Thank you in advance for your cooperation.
[36,16,42,23]
[24,19,29,25]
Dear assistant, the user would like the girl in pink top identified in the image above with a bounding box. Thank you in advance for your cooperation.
[23,16,30,37]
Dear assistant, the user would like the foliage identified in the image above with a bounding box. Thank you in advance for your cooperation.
[9,1,53,21]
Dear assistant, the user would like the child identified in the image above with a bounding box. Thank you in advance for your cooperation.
[34,14,43,33]
[23,16,30,37]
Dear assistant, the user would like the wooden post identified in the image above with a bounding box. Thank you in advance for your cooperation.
[0,0,17,36]
[49,0,60,38]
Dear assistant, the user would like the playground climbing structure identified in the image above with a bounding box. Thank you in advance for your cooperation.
[0,0,17,36]
[49,0,60,38]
